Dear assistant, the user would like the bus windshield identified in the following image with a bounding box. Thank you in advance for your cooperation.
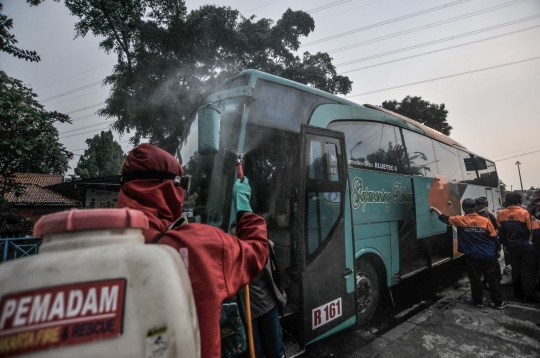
[177,98,244,229]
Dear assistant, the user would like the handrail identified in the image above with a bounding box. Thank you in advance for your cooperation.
[0,237,42,262]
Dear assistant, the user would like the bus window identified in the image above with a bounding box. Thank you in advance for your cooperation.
[306,139,342,256]
[326,143,339,181]
[401,129,437,177]
[309,141,325,180]
[432,141,463,181]
[458,152,497,187]
[251,80,335,132]
[459,150,477,183]
[483,160,498,187]
[328,121,404,174]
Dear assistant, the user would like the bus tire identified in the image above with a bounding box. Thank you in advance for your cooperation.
[355,260,380,326]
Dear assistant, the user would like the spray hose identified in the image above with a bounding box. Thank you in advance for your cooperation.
[236,154,254,357]
[236,154,244,182]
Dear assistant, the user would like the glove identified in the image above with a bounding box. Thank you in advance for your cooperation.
[233,176,252,221]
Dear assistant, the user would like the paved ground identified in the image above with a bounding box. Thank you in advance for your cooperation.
[351,269,540,358]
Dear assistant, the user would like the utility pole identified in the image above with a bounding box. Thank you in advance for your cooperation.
[516,161,524,192]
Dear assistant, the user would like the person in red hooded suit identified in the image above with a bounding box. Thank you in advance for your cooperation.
[117,144,268,358]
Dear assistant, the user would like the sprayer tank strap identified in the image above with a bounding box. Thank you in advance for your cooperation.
[150,217,188,244]
[121,170,191,192]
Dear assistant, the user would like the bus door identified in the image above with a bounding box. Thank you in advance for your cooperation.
[298,125,355,344]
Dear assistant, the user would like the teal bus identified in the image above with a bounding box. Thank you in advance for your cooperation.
[177,70,501,345]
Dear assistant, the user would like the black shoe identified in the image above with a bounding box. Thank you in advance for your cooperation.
[473,301,484,308]
[491,301,507,309]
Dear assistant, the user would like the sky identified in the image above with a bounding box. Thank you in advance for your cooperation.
[1,0,539,190]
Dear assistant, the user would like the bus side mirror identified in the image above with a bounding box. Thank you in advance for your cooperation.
[198,104,222,155]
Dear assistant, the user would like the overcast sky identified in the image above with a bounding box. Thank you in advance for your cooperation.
[1,0,539,190]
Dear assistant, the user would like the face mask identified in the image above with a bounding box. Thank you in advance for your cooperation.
[477,209,485,213]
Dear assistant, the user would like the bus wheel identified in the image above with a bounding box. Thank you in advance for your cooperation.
[356,260,379,326]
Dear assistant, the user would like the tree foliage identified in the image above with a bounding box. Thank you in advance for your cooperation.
[74,130,125,179]
[64,0,353,150]
[0,2,46,62]
[0,71,72,199]
[499,179,507,199]
[381,96,452,136]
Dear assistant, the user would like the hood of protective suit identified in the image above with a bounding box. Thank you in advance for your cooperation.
[118,144,184,237]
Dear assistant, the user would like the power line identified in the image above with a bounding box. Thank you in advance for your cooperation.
[45,87,109,106]
[242,0,283,14]
[41,81,103,102]
[65,103,105,115]
[494,149,540,162]
[60,121,112,135]
[302,0,471,47]
[346,56,540,97]
[70,114,100,122]
[327,0,530,54]
[314,0,385,23]
[242,0,350,16]
[338,22,540,74]
[36,61,114,90]
[69,139,131,153]
[59,126,111,139]
[337,16,540,67]
[491,144,540,159]
[307,0,352,14]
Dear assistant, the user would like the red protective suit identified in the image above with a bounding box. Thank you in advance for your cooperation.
[118,144,268,358]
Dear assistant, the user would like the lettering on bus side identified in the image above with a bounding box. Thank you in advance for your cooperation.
[0,279,126,357]
[351,177,412,211]
[312,298,342,330]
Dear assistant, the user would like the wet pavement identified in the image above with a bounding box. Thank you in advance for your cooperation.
[353,274,540,358]
[299,259,540,358]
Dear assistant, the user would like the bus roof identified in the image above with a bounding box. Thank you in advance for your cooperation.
[226,70,468,151]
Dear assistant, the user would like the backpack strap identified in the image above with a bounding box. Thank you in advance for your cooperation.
[150,217,188,244]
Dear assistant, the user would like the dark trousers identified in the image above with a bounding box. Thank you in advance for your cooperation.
[506,250,539,299]
[466,255,503,306]
[251,305,286,358]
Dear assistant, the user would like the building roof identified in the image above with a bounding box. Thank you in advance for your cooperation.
[46,175,122,203]
[5,183,79,206]
[11,173,64,186]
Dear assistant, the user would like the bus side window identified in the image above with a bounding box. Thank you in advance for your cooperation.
[401,130,437,177]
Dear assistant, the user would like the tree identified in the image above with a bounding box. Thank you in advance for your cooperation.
[381,96,452,136]
[0,1,46,62]
[499,179,507,199]
[63,1,353,150]
[74,130,125,179]
[0,71,72,199]
[0,71,72,237]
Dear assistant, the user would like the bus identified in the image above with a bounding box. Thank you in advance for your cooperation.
[177,70,501,346]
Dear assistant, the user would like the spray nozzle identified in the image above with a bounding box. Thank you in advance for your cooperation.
[236,154,244,181]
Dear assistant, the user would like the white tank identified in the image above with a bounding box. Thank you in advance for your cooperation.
[0,208,199,358]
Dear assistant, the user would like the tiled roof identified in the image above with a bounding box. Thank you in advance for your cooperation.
[10,173,64,186]
[5,183,78,206]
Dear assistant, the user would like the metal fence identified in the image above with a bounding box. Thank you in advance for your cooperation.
[0,237,42,263]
